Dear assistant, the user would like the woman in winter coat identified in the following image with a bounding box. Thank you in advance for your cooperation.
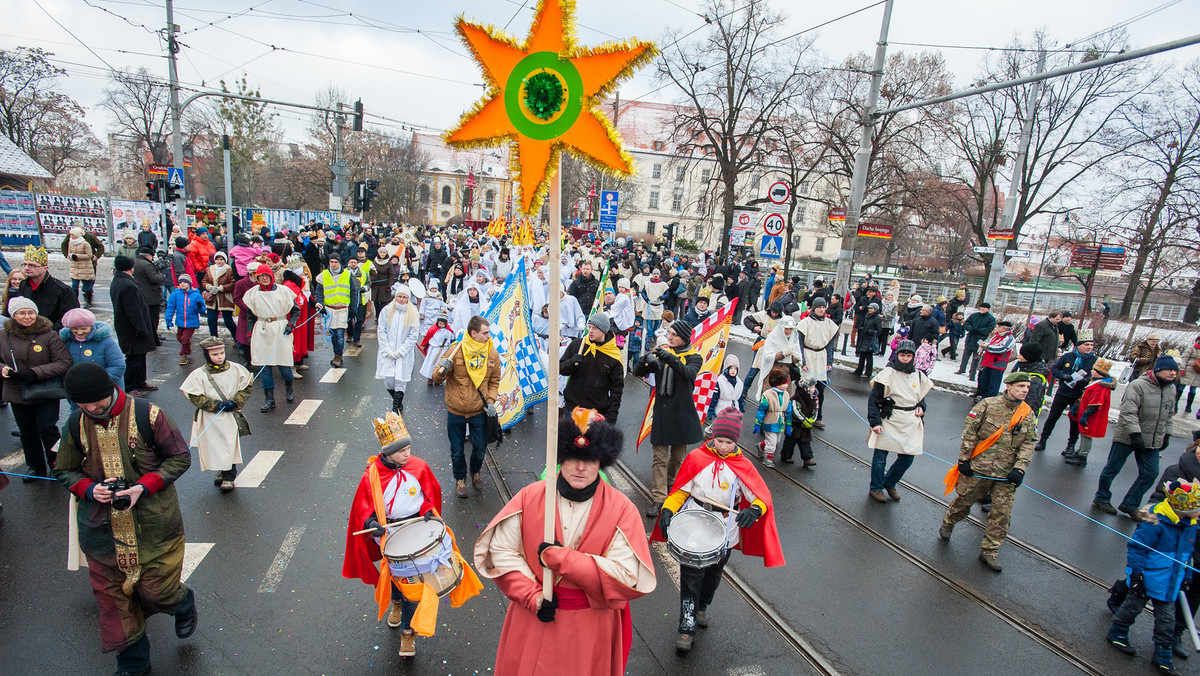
[376,282,420,413]
[64,226,98,307]
[201,250,238,339]
[369,252,396,317]
[59,308,125,411]
[866,340,932,503]
[853,303,884,378]
[1179,334,1200,417]
[0,297,73,480]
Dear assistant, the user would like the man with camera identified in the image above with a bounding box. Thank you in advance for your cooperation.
[52,362,196,676]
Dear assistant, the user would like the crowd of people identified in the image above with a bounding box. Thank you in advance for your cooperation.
[2,216,1200,675]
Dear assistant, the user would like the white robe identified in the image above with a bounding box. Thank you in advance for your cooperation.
[797,314,839,383]
[180,362,254,471]
[608,293,635,332]
[243,285,296,367]
[376,300,420,384]
[751,325,801,400]
[452,293,485,334]
[559,294,586,339]
[420,327,454,379]
[867,366,933,455]
[418,296,447,335]
[642,279,669,320]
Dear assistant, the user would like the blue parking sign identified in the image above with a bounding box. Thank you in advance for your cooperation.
[598,190,618,231]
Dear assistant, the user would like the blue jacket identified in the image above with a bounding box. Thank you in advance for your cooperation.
[1127,501,1198,602]
[165,287,206,329]
[58,321,126,385]
[948,321,964,339]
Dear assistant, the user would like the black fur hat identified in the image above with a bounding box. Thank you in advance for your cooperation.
[558,408,624,468]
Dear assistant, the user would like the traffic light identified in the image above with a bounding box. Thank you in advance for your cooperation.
[164,181,183,202]
[353,99,364,132]
[352,180,365,211]
[362,179,380,212]
[146,180,161,202]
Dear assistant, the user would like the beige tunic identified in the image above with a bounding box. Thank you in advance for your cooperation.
[867,366,933,455]
[797,314,839,383]
[642,280,669,320]
[243,285,296,367]
[180,362,253,471]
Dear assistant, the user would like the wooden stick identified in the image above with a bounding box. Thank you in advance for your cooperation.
[350,519,409,536]
[543,170,563,602]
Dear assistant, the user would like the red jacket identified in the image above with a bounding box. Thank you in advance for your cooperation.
[188,234,217,275]
[1068,378,1116,439]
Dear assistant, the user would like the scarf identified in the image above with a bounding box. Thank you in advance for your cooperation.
[557,473,600,502]
[890,357,915,374]
[460,332,492,388]
[581,335,622,363]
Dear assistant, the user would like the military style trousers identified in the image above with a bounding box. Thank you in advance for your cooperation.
[942,476,1018,553]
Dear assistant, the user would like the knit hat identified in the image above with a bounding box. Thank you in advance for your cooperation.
[61,308,96,329]
[811,297,827,309]
[64,362,116,404]
[723,354,740,371]
[868,303,880,311]
[1003,371,1031,384]
[114,255,135,272]
[136,245,154,256]
[213,251,228,261]
[1147,333,1162,341]
[667,319,693,345]
[175,237,189,248]
[588,311,612,334]
[177,274,193,287]
[1154,355,1180,373]
[558,407,623,468]
[1093,358,1113,376]
[391,282,410,297]
[1019,343,1042,361]
[617,278,630,290]
[708,407,743,442]
[6,297,37,315]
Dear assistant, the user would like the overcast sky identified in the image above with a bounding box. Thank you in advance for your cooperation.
[6,0,1198,144]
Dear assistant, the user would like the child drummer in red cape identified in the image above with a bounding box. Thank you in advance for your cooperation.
[651,406,785,654]
[342,410,482,658]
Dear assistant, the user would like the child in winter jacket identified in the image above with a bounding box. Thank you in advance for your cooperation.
[888,326,910,361]
[781,377,819,467]
[942,312,965,360]
[1064,358,1116,467]
[165,273,207,365]
[707,354,745,421]
[753,368,792,468]
[914,338,937,375]
[1105,479,1200,675]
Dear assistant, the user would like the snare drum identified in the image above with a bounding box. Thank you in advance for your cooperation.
[382,517,463,597]
[666,510,728,568]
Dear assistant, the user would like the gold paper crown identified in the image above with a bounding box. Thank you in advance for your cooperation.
[1164,479,1200,514]
[373,411,411,450]
[23,245,48,266]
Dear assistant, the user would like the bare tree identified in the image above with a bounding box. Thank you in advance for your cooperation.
[657,0,815,259]
[0,47,97,176]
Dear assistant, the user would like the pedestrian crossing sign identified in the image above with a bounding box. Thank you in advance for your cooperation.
[759,235,782,259]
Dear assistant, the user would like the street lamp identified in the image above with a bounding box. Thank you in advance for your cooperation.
[585,181,597,230]
[465,169,477,220]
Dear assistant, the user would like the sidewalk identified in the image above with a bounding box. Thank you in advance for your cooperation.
[729,324,1200,435]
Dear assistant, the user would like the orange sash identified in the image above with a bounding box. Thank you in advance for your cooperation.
[942,401,1031,495]
[367,462,483,636]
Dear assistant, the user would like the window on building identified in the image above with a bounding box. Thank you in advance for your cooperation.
[648,190,659,210]
[675,166,686,182]
[441,186,452,204]
[485,189,495,209]
[652,140,665,151]
[671,192,682,211]
[652,163,662,179]
[693,224,703,239]
[799,180,811,195]
[419,184,430,203]
[815,238,825,252]
[697,195,707,213]
[701,169,711,183]
[647,221,656,234]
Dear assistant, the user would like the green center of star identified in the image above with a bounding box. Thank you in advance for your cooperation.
[523,71,564,120]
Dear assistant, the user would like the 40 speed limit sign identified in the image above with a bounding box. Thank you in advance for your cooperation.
[762,213,786,236]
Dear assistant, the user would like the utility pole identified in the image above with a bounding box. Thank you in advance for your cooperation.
[330,104,349,217]
[833,0,893,297]
[165,0,186,232]
[222,134,234,257]
[983,48,1047,306]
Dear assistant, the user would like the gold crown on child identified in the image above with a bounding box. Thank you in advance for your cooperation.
[373,411,410,449]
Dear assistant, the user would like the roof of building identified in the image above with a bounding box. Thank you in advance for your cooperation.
[0,134,52,180]
[414,132,511,179]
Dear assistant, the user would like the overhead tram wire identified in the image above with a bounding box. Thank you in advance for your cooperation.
[80,0,158,35]
[30,0,123,73]
[1066,0,1184,48]
[179,0,278,36]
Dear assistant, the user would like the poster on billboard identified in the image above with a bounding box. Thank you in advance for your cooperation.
[0,190,42,246]
[36,193,110,249]
[109,200,170,251]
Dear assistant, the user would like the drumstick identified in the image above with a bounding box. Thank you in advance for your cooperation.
[351,520,407,536]
[692,495,733,514]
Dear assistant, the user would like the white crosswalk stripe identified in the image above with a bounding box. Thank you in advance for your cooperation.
[284,399,322,425]
[319,442,348,479]
[234,450,284,488]
[181,543,215,583]
[258,524,306,593]
[319,367,346,383]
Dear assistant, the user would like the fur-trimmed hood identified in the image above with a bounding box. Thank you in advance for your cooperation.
[59,320,115,344]
[4,316,53,339]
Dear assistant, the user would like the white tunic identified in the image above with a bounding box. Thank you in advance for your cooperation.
[243,285,296,367]
[418,296,447,335]
[642,280,669,320]
[676,457,759,548]
[420,327,454,380]
[180,362,254,471]
[797,314,839,383]
[376,301,420,383]
[867,366,933,455]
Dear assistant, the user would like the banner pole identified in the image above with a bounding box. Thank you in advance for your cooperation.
[543,172,562,602]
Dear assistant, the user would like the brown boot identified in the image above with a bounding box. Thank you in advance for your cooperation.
[886,487,901,501]
[455,479,468,498]
[471,473,484,492]
[387,601,404,628]
[179,355,189,366]
[331,354,344,368]
[398,629,416,657]
[868,490,888,503]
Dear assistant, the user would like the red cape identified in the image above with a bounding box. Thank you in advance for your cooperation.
[417,323,449,357]
[651,446,786,567]
[342,455,442,585]
[282,279,310,362]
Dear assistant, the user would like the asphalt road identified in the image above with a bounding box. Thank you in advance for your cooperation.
[0,290,1192,675]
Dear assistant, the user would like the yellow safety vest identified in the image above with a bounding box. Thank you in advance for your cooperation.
[354,263,371,305]
[318,269,352,306]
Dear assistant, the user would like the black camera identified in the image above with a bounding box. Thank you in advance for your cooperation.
[104,478,133,510]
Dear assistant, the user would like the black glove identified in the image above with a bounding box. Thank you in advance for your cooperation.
[1182,578,1192,593]
[536,593,558,623]
[70,253,78,261]
[1161,434,1171,451]
[14,369,37,384]
[423,511,433,522]
[1129,432,1146,453]
[1078,414,1091,427]
[957,459,973,478]
[1130,571,1146,596]
[537,540,562,567]
[736,505,763,529]
[218,400,238,412]
[363,517,386,537]
[283,324,294,335]
[1006,468,1025,487]
[658,508,674,538]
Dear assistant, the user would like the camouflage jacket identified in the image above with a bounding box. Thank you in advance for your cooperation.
[959,394,1038,477]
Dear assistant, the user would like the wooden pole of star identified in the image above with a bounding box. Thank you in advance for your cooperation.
[543,169,562,602]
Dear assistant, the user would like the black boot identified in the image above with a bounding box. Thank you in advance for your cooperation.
[386,389,396,412]
[83,290,93,308]
[260,389,276,412]
[393,390,405,413]
[284,380,295,403]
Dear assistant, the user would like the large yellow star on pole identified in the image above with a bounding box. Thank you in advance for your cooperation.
[445,0,656,216]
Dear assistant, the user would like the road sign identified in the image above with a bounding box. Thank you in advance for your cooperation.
[764,202,788,215]
[768,181,790,204]
[167,166,185,189]
[973,246,997,254]
[828,206,846,222]
[987,227,1015,240]
[759,235,782,259]
[857,222,893,239]
[599,190,618,231]
[1005,249,1031,259]
[762,213,786,237]
[149,162,169,176]
[1068,245,1125,274]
